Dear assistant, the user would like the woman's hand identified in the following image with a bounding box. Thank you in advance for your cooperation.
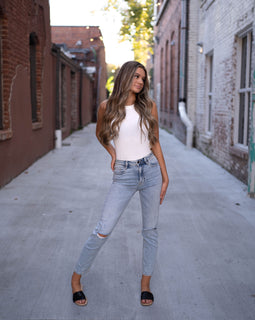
[160,177,169,205]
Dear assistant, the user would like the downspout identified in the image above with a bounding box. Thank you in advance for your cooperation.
[55,46,62,149]
[179,0,193,149]
[78,68,83,129]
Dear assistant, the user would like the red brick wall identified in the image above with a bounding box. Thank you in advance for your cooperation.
[0,1,96,187]
[0,0,54,187]
[81,73,93,127]
[51,49,94,141]
[51,26,103,51]
[51,26,107,121]
[153,0,186,143]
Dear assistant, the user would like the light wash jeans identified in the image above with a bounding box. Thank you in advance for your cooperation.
[74,153,162,276]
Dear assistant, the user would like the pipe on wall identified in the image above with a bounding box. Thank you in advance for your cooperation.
[179,101,193,148]
[55,45,62,149]
[178,0,193,149]
[78,68,83,129]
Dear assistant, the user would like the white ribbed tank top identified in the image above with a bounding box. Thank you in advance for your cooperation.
[113,105,151,161]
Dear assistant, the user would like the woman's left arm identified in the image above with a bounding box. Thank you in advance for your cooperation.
[151,102,169,204]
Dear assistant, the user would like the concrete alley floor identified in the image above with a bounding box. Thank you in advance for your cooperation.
[0,123,255,320]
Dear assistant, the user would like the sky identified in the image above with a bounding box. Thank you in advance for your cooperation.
[49,0,134,66]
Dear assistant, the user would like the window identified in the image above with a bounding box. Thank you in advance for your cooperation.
[165,40,169,111]
[71,71,77,130]
[160,47,163,111]
[29,33,38,123]
[206,53,213,133]
[29,32,43,127]
[237,31,252,147]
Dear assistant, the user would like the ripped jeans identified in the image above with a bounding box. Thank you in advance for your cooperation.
[74,153,162,276]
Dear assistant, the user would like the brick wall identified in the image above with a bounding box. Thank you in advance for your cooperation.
[51,26,103,50]
[51,46,94,141]
[193,0,254,183]
[154,0,254,186]
[187,0,199,125]
[0,0,54,187]
[51,26,107,121]
[153,0,186,143]
[0,1,98,187]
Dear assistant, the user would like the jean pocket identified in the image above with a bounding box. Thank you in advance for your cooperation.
[114,163,127,175]
[148,155,159,167]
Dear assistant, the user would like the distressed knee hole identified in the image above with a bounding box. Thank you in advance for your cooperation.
[143,227,157,232]
[97,233,108,239]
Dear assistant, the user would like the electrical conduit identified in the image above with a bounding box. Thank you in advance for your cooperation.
[179,0,193,149]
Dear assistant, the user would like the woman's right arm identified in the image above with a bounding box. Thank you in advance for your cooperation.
[96,101,116,171]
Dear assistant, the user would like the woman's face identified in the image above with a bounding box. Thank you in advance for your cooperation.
[130,67,146,94]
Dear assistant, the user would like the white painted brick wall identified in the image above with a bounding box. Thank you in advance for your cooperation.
[190,0,254,183]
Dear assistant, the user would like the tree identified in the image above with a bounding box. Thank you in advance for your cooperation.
[104,0,154,66]
[106,64,119,95]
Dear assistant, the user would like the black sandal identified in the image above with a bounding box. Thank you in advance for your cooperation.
[141,291,154,306]
[73,290,88,306]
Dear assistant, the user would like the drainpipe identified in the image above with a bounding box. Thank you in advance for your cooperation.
[178,0,193,149]
[78,68,83,129]
[55,46,62,149]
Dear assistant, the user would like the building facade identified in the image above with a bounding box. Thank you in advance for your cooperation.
[154,0,255,196]
[153,0,186,144]
[0,0,104,187]
[0,0,54,187]
[192,0,254,188]
[51,26,107,122]
[51,44,94,141]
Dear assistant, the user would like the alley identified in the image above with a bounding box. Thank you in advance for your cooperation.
[0,124,255,320]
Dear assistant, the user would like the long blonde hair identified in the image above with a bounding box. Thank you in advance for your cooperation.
[99,61,157,146]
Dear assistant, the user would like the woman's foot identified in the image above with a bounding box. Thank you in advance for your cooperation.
[141,275,154,306]
[71,272,88,306]
[141,291,154,306]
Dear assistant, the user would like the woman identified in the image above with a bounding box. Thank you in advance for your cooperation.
[71,61,169,307]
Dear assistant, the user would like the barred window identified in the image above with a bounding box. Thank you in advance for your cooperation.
[237,31,252,146]
[160,47,163,112]
[29,33,38,123]
[165,40,169,111]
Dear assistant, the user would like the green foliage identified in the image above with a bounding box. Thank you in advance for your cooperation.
[104,0,154,65]
[106,64,119,95]
[106,75,115,95]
